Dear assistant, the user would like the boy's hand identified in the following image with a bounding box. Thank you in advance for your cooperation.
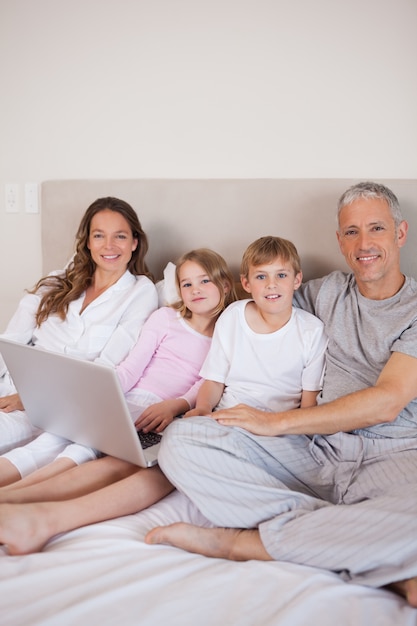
[184,406,212,418]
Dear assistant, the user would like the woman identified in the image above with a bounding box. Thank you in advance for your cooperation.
[0,196,158,482]
[0,247,237,554]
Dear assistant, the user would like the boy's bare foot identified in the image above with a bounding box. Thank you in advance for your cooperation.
[388,577,417,608]
[0,503,53,554]
[145,522,272,561]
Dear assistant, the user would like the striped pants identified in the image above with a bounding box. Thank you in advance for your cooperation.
[159,416,417,588]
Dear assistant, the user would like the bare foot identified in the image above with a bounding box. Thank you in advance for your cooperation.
[388,577,417,608]
[0,503,53,554]
[145,522,271,561]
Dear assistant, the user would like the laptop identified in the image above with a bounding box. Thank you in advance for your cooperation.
[0,338,162,467]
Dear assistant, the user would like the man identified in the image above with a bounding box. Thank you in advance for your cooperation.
[146,181,417,607]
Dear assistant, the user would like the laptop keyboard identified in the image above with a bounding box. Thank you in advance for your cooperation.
[137,430,162,449]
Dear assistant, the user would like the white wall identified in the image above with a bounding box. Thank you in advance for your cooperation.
[1,0,416,329]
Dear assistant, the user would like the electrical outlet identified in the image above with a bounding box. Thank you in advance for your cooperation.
[25,183,39,213]
[5,184,19,213]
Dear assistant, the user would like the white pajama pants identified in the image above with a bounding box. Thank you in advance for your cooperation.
[0,375,98,477]
[2,388,162,478]
[0,373,97,474]
[0,371,98,473]
[158,416,417,588]
[0,410,41,455]
[2,432,99,477]
[0,374,40,454]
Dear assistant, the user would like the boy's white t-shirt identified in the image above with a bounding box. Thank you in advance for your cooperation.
[200,299,328,413]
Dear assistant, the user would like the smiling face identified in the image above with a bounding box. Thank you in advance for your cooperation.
[336,197,408,299]
[241,257,302,317]
[178,260,223,318]
[87,209,138,278]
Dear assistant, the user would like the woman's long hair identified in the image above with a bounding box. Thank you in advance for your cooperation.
[172,248,237,320]
[32,197,152,326]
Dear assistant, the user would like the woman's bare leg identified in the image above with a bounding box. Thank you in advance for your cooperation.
[0,465,173,554]
[0,458,21,486]
[0,456,139,503]
[0,458,77,494]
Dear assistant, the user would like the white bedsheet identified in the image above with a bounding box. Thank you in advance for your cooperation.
[0,491,415,626]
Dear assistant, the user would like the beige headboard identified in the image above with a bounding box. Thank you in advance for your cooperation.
[41,179,417,282]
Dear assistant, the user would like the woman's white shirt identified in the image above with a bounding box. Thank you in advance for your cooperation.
[0,270,158,380]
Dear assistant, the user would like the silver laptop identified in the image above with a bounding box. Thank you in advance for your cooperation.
[0,338,161,467]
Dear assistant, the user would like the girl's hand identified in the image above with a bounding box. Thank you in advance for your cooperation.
[213,404,279,436]
[135,400,177,434]
[0,393,24,413]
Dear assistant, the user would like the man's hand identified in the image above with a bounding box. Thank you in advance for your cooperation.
[213,404,279,436]
[0,393,24,413]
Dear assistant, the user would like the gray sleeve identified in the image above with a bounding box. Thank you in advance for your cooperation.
[293,277,326,315]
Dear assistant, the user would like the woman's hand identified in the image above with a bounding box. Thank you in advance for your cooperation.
[0,393,24,412]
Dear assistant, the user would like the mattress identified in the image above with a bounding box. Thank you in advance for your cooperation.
[1,490,415,625]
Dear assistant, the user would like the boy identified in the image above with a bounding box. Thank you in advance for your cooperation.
[184,235,328,421]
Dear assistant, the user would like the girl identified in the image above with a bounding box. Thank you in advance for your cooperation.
[0,249,236,555]
[120,248,237,435]
[0,197,158,484]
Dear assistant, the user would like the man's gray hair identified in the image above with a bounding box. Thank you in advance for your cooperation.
[337,181,403,230]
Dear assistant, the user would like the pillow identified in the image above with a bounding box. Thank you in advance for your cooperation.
[156,262,179,307]
[156,263,246,307]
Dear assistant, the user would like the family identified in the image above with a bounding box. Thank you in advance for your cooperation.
[0,181,416,608]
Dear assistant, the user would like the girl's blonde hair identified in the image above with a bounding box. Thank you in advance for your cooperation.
[31,197,152,326]
[240,236,301,278]
[172,248,237,319]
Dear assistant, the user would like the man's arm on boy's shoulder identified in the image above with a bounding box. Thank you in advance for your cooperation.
[212,352,417,436]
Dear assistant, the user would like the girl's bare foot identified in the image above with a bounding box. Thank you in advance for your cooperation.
[145,522,271,561]
[0,503,54,554]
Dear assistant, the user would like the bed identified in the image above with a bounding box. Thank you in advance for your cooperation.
[1,178,417,626]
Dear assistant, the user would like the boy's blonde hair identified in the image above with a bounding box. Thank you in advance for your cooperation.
[173,248,237,319]
[240,236,301,278]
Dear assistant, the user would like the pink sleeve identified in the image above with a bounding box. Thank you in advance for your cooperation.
[116,308,169,394]
[179,377,206,409]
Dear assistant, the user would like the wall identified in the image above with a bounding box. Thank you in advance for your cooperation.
[1,0,416,329]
